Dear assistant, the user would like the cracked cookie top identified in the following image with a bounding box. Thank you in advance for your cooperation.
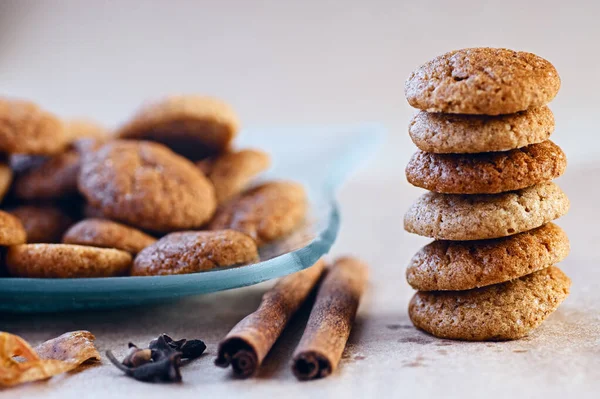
[406,223,570,291]
[78,140,216,233]
[406,140,566,194]
[405,48,560,115]
[404,182,569,240]
[409,266,571,340]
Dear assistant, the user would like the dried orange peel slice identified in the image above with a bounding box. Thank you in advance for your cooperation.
[0,331,100,387]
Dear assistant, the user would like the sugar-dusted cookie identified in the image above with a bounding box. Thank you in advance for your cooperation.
[209,181,307,246]
[406,140,566,194]
[6,244,132,278]
[9,205,74,243]
[404,182,569,240]
[198,149,271,203]
[405,48,560,115]
[131,230,259,276]
[406,223,570,291]
[408,106,554,153]
[0,98,68,155]
[0,210,27,245]
[78,140,216,233]
[409,266,571,341]
[116,95,239,160]
[63,218,156,255]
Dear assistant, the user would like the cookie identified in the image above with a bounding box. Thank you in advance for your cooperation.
[0,162,13,203]
[209,181,307,246]
[9,205,74,243]
[409,266,570,341]
[406,223,570,291]
[408,106,554,153]
[0,98,68,155]
[404,182,569,240]
[0,210,27,245]
[12,150,81,200]
[116,95,239,160]
[6,244,132,278]
[131,230,259,276]
[78,140,216,233]
[198,149,271,203]
[405,48,560,115]
[64,119,109,143]
[406,140,566,194]
[63,218,156,255]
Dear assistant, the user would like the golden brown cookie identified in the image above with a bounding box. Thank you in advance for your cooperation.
[404,182,569,240]
[198,149,271,203]
[64,119,109,143]
[0,162,13,203]
[12,150,81,200]
[209,181,307,246]
[406,223,570,291]
[116,95,239,160]
[9,205,74,243]
[406,140,566,194]
[0,210,27,245]
[405,48,560,115]
[131,230,259,276]
[409,266,571,341]
[63,218,156,255]
[409,106,554,153]
[0,98,68,155]
[6,244,132,278]
[78,140,216,233]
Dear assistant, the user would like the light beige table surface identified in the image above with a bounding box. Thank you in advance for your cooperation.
[2,162,599,399]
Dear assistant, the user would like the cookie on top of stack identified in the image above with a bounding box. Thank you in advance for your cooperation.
[403,48,571,341]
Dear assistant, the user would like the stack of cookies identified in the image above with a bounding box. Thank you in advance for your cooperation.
[403,48,571,341]
[0,95,307,278]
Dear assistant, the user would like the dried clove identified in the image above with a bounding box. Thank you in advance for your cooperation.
[122,343,153,368]
[150,334,206,360]
[107,334,206,383]
[106,350,182,383]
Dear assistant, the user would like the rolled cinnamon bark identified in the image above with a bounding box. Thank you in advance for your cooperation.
[292,256,368,380]
[215,259,325,377]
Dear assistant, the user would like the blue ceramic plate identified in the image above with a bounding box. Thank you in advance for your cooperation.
[0,125,383,312]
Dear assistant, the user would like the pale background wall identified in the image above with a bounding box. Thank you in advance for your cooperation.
[1,0,599,174]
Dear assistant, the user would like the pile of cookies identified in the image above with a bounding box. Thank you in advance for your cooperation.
[403,48,571,340]
[0,96,307,278]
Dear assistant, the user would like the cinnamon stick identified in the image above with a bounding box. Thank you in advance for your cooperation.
[292,256,368,380]
[215,259,325,377]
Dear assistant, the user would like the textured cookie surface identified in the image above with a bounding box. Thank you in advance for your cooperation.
[0,210,27,245]
[198,149,271,203]
[406,140,566,194]
[409,106,554,153]
[404,182,569,240]
[405,48,560,115]
[131,230,259,276]
[6,244,132,278]
[0,162,13,203]
[407,223,570,291]
[116,95,239,160]
[209,181,307,246]
[0,98,68,155]
[12,150,81,200]
[78,140,216,233]
[9,205,74,243]
[63,218,156,255]
[409,266,571,341]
